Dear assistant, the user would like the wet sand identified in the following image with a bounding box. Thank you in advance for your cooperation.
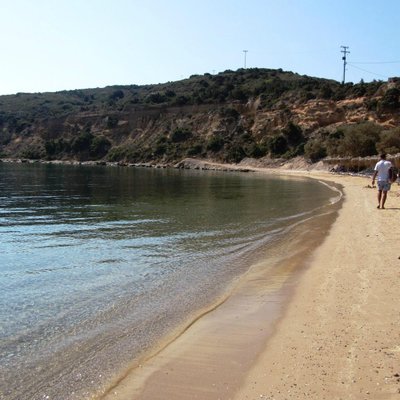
[99,170,400,399]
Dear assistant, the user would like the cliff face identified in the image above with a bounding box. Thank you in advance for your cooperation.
[0,69,399,165]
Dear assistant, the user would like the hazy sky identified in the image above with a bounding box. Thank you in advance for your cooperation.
[1,0,399,95]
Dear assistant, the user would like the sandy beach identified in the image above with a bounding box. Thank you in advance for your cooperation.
[233,171,400,400]
[101,170,400,400]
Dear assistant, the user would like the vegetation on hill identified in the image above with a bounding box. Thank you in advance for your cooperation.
[0,68,399,165]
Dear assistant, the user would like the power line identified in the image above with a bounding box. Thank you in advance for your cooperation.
[349,60,400,64]
[347,63,389,79]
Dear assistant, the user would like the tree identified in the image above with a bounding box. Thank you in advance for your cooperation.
[282,122,304,147]
[206,135,224,152]
[170,128,192,142]
[90,136,111,158]
[72,132,93,153]
[377,127,400,154]
[336,123,381,157]
[268,135,288,156]
[109,90,124,101]
[225,143,246,163]
[304,140,327,162]
[378,88,400,112]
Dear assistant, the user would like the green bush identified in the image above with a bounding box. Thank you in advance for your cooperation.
[282,122,305,147]
[107,146,128,162]
[206,135,224,152]
[304,140,327,162]
[146,92,166,104]
[187,144,203,156]
[219,107,240,120]
[377,127,400,154]
[246,143,267,158]
[268,135,288,156]
[71,132,93,153]
[109,90,124,101]
[325,129,344,156]
[225,144,246,163]
[45,138,71,157]
[173,95,190,106]
[106,115,119,129]
[378,88,400,112]
[336,122,381,157]
[90,136,111,158]
[154,143,167,156]
[170,128,192,142]
[19,145,45,159]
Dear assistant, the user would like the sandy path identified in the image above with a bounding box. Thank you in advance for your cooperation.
[234,172,400,399]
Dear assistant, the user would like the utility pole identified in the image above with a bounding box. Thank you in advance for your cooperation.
[243,50,248,68]
[341,46,350,84]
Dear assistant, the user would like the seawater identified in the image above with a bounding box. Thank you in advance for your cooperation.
[0,163,341,400]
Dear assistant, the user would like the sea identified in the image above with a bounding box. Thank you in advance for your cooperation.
[0,162,342,400]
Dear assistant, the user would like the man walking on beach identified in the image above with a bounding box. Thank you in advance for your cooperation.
[372,153,392,209]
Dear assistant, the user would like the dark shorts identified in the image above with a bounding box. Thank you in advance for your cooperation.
[378,180,391,192]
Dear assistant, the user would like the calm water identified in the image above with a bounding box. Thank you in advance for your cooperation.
[0,163,340,400]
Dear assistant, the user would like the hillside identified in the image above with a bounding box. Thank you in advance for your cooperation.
[0,68,399,168]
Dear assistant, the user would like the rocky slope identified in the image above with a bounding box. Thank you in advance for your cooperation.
[0,69,399,168]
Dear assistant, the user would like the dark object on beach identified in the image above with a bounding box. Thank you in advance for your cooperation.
[388,167,398,183]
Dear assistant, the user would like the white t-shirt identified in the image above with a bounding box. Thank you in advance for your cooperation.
[374,159,392,181]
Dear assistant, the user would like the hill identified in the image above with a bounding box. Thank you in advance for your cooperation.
[0,68,399,168]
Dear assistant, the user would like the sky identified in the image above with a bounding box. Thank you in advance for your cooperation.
[0,0,399,95]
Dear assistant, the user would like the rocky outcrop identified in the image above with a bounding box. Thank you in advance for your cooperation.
[0,70,399,165]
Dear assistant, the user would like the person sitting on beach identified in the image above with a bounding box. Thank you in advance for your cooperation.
[371,153,392,209]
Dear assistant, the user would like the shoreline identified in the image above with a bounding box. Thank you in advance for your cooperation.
[4,159,399,398]
[96,168,400,400]
[233,170,400,399]
[93,170,341,400]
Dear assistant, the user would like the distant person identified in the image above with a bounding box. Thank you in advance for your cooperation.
[371,153,392,209]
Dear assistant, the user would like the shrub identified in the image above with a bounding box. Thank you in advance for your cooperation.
[109,90,124,101]
[45,138,71,157]
[268,135,288,156]
[225,144,246,163]
[282,122,305,147]
[187,144,203,156]
[377,127,400,154]
[146,92,166,104]
[206,135,224,152]
[107,146,127,162]
[246,143,267,158]
[219,107,240,120]
[90,136,111,158]
[173,95,190,106]
[19,144,45,159]
[230,88,247,101]
[106,116,119,129]
[336,122,381,157]
[318,84,334,99]
[378,88,400,112]
[165,90,176,97]
[170,128,192,143]
[71,132,93,153]
[154,143,167,156]
[304,140,327,162]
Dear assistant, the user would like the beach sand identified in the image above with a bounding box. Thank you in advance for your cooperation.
[101,171,400,400]
[233,172,400,400]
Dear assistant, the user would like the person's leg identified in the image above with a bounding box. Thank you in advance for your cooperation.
[381,190,388,209]
[377,190,382,208]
